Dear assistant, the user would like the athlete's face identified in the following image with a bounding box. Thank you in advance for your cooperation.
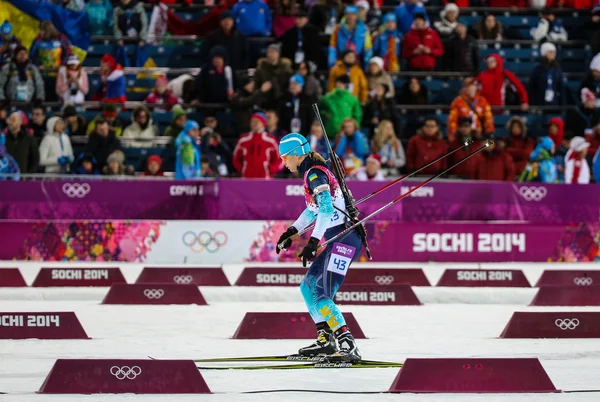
[281,155,302,172]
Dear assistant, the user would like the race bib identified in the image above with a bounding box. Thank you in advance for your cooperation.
[326,242,356,276]
[127,28,138,37]
[294,50,305,64]
[16,82,28,101]
[291,117,301,133]
[544,89,554,103]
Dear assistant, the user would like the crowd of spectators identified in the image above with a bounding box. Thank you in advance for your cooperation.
[0,0,599,184]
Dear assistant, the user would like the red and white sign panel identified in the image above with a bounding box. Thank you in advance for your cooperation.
[500,311,600,338]
[344,268,430,286]
[32,267,126,287]
[101,284,208,305]
[335,284,421,305]
[436,269,530,287]
[535,270,600,287]
[530,285,600,306]
[0,268,26,287]
[135,267,230,286]
[0,312,89,339]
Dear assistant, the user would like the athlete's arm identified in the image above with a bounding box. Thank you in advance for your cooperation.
[292,208,316,232]
[306,169,334,240]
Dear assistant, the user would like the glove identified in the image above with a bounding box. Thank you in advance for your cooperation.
[66,156,74,164]
[298,237,320,267]
[57,156,67,165]
[276,226,298,254]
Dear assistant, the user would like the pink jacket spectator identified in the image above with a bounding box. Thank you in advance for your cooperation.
[144,76,182,111]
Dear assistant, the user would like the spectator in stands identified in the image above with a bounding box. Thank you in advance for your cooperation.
[265,110,288,139]
[504,116,535,176]
[567,88,600,138]
[232,0,273,37]
[0,21,21,67]
[328,50,368,102]
[434,3,459,43]
[103,150,134,176]
[85,0,114,36]
[580,54,600,107]
[553,131,571,183]
[531,8,568,43]
[29,21,71,70]
[520,136,558,183]
[564,136,591,184]
[328,6,373,68]
[85,117,122,169]
[175,120,202,179]
[230,75,268,134]
[351,153,385,181]
[589,5,600,56]
[320,75,362,139]
[114,0,147,46]
[0,105,7,132]
[281,9,321,69]
[297,61,322,99]
[309,0,344,34]
[371,119,405,176]
[193,46,234,105]
[548,116,566,149]
[364,83,400,138]
[200,121,233,176]
[142,155,164,177]
[397,77,429,105]
[475,14,503,40]
[0,45,45,106]
[307,120,331,161]
[447,78,494,142]
[255,43,293,108]
[447,117,480,179]
[200,11,248,71]
[56,54,88,105]
[201,110,234,144]
[93,54,126,103]
[201,156,218,178]
[473,136,516,182]
[407,118,447,176]
[402,13,443,72]
[278,74,314,135]
[71,152,100,175]
[145,76,182,112]
[62,105,86,137]
[477,54,529,113]
[394,0,429,36]
[529,42,565,107]
[163,104,187,140]
[2,111,39,174]
[122,105,158,148]
[233,112,281,178]
[0,140,20,180]
[170,74,195,103]
[366,57,394,99]
[39,116,74,174]
[441,23,479,74]
[334,117,369,175]
[372,13,402,73]
[87,104,125,137]
[29,107,47,141]
[273,0,297,38]
[585,124,600,163]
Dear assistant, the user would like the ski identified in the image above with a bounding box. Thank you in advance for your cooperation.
[189,354,399,365]
[196,361,403,370]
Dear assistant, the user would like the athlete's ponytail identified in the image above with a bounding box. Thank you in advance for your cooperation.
[308,151,327,165]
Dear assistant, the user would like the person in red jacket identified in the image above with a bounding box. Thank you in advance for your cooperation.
[548,116,565,149]
[402,13,444,71]
[504,116,534,176]
[406,118,448,175]
[476,54,529,114]
[473,135,516,181]
[233,112,281,178]
[447,116,482,179]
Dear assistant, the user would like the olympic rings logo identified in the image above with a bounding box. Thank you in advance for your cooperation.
[518,186,547,201]
[182,231,228,253]
[62,183,91,198]
[374,276,395,285]
[110,366,142,380]
[143,289,165,299]
[573,277,593,286]
[554,318,580,330]
[173,275,193,284]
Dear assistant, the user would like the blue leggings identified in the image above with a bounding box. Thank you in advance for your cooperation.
[300,225,363,331]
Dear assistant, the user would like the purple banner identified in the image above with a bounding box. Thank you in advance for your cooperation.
[0,179,599,223]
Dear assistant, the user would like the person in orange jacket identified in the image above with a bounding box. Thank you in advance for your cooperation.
[327,50,368,103]
[447,77,495,143]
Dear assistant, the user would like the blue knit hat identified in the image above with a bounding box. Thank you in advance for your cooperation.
[184,120,199,133]
[383,13,396,23]
[345,5,358,14]
[0,21,12,35]
[279,133,310,156]
[290,74,304,87]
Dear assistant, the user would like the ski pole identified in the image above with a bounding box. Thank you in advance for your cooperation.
[278,139,473,249]
[316,140,492,251]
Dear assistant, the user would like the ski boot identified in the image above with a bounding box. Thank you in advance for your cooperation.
[328,326,361,363]
[298,322,339,356]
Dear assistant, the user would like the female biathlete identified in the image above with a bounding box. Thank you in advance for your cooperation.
[276,132,363,363]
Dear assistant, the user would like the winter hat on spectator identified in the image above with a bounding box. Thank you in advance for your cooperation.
[581,87,596,104]
[540,42,556,58]
[413,12,426,22]
[17,110,28,125]
[369,56,384,70]
[102,103,118,118]
[46,116,64,136]
[366,154,381,166]
[147,154,163,168]
[355,0,369,12]
[1,21,13,35]
[290,74,305,87]
[251,112,267,126]
[220,10,233,20]
[441,3,459,18]
[570,136,591,152]
[279,132,310,156]
[590,53,600,72]
[155,76,168,88]
[267,43,281,54]
[184,120,200,133]
[172,104,186,121]
[67,54,80,66]
[107,150,126,165]
[101,54,117,70]
[345,5,358,14]
[383,13,396,23]
[63,105,77,119]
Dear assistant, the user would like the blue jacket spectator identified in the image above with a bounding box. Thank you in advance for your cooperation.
[334,118,369,175]
[85,0,114,36]
[529,42,565,106]
[520,136,558,183]
[328,6,373,68]
[394,0,429,36]
[0,21,21,67]
[71,152,100,175]
[232,0,273,37]
[372,13,402,72]
[0,139,20,181]
[176,120,202,179]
